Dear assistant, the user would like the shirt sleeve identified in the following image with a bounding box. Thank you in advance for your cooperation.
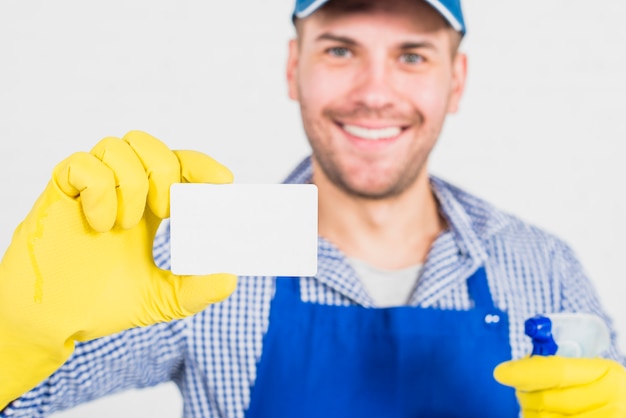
[554,240,626,365]
[0,315,187,417]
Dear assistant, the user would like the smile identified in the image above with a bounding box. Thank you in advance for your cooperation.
[339,123,405,141]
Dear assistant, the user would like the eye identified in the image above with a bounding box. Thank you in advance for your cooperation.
[400,53,424,65]
[327,46,352,58]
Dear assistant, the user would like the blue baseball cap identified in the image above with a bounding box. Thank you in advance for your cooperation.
[293,0,466,35]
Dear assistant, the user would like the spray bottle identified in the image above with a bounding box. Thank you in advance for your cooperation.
[525,313,611,358]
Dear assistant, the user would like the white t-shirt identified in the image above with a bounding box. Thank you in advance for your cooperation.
[348,257,423,307]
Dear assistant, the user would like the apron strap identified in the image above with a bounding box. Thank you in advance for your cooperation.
[274,276,301,305]
[466,266,496,310]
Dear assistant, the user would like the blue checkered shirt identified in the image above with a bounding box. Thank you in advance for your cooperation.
[3,156,623,417]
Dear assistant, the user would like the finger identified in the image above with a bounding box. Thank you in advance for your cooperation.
[494,356,611,392]
[174,150,234,184]
[122,130,180,219]
[150,271,237,321]
[173,273,237,315]
[53,152,117,232]
[517,382,611,415]
[523,411,564,418]
[516,361,625,415]
[522,404,624,418]
[90,137,149,229]
[575,403,626,418]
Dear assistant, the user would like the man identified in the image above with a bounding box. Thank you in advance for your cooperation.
[1,0,625,417]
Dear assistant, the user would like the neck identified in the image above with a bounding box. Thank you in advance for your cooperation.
[314,159,446,270]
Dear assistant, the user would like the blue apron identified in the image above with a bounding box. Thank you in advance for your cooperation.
[246,267,519,417]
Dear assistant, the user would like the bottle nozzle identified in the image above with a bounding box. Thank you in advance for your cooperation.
[525,315,558,356]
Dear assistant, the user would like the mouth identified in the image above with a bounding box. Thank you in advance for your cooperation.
[336,122,409,142]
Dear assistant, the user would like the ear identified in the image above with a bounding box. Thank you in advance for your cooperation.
[447,52,467,114]
[286,39,300,101]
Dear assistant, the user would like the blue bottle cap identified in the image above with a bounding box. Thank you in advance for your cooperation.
[525,315,558,356]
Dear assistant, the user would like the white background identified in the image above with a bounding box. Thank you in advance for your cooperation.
[1,0,625,416]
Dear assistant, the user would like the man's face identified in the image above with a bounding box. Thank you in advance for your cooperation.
[287,0,467,200]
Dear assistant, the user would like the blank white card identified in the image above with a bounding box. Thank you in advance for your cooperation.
[169,183,318,277]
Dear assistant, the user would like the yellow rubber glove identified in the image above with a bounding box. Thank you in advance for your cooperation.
[0,131,237,409]
[494,355,626,417]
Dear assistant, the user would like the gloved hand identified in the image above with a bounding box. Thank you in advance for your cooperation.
[0,131,237,409]
[494,355,626,417]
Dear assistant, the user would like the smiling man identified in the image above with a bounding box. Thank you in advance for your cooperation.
[1,0,625,417]
[290,0,464,274]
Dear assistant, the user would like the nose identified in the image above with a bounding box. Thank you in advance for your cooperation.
[348,56,398,110]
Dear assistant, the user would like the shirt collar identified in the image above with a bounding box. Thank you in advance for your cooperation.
[282,156,501,305]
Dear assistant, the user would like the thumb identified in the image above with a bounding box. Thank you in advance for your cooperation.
[174,150,234,184]
[149,270,238,321]
[174,272,238,314]
[494,356,610,392]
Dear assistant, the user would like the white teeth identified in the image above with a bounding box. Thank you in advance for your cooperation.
[342,124,402,140]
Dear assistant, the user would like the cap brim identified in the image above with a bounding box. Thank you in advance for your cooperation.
[423,0,464,33]
[294,0,331,19]
[293,0,464,35]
